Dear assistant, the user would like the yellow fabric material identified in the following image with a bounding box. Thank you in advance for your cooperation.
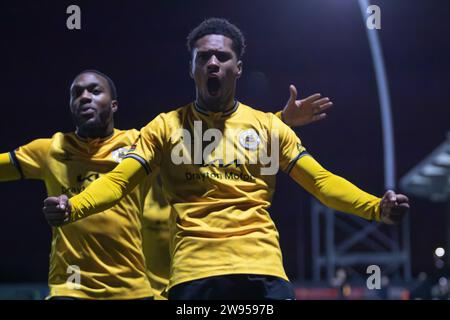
[13,130,153,299]
[0,152,21,181]
[69,102,382,291]
[69,158,169,298]
[69,157,146,221]
[142,174,170,300]
[289,155,381,221]
[146,108,282,299]
[274,110,283,122]
[10,139,50,179]
[131,103,298,289]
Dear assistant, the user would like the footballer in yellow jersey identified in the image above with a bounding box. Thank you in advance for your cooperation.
[44,19,409,299]
[141,87,333,300]
[140,88,333,300]
[0,70,153,299]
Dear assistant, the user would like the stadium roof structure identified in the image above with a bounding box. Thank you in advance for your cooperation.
[400,132,450,202]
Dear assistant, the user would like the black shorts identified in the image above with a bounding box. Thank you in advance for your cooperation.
[168,274,295,300]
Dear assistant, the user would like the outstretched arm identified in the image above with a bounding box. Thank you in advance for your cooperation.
[1,139,50,181]
[275,85,333,127]
[43,157,147,226]
[288,155,409,224]
[0,153,22,181]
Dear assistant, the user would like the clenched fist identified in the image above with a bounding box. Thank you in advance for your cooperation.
[380,190,410,225]
[43,195,71,227]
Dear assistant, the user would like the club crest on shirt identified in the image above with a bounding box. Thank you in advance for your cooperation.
[239,129,260,150]
[111,147,130,163]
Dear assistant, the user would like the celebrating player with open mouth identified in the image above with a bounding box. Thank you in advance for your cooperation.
[42,18,409,300]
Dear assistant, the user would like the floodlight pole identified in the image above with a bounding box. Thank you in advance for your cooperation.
[358,0,411,281]
[358,0,395,190]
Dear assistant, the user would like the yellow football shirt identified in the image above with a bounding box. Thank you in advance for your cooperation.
[142,173,171,300]
[126,102,293,288]
[140,109,284,300]
[70,101,381,290]
[8,129,153,299]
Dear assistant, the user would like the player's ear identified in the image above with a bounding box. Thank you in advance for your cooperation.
[111,100,118,113]
[236,60,243,78]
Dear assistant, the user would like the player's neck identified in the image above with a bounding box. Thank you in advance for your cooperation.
[76,123,115,140]
[196,96,236,113]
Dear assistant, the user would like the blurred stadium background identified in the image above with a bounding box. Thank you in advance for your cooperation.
[0,0,449,299]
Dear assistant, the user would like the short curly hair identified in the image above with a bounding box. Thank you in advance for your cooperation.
[186,18,246,59]
[73,69,118,100]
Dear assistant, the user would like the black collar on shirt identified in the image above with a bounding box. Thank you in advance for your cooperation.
[194,100,239,117]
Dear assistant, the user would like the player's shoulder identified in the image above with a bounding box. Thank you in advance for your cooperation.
[238,102,281,126]
[15,132,66,158]
[142,103,192,128]
[27,135,54,149]
[113,128,140,141]
[161,103,192,120]
[14,136,53,154]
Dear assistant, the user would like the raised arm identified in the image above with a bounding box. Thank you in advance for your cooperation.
[275,85,333,127]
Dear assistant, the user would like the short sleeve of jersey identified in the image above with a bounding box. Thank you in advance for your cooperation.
[125,114,166,175]
[13,139,51,180]
[270,114,307,174]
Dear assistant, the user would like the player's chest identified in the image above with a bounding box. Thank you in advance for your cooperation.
[44,146,133,195]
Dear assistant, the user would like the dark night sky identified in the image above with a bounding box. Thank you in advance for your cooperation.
[0,0,449,283]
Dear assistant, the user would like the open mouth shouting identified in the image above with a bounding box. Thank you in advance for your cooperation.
[207,77,221,96]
